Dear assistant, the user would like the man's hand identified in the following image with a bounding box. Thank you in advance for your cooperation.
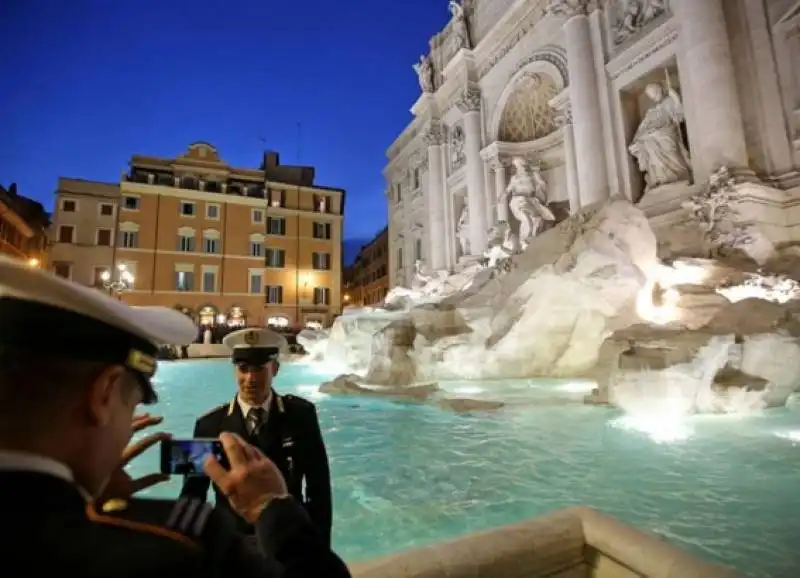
[204,432,289,523]
[96,414,170,505]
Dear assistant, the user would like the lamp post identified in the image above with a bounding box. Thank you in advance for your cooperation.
[100,263,135,299]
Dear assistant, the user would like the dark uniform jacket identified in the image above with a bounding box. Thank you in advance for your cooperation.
[0,470,350,578]
[182,393,333,544]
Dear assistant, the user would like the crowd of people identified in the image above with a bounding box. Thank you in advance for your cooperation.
[0,255,350,577]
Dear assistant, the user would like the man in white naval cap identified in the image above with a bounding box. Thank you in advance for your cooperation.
[0,256,349,577]
[182,327,333,546]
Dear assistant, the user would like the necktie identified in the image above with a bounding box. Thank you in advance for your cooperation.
[246,407,266,435]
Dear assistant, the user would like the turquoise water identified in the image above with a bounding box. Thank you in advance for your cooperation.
[132,359,800,577]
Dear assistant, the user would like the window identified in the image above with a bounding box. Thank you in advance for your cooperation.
[312,252,331,270]
[175,271,194,292]
[203,230,221,254]
[61,199,77,212]
[120,231,138,248]
[92,266,109,287]
[123,196,140,211]
[397,247,403,269]
[117,262,137,289]
[57,225,75,244]
[313,287,330,306]
[205,203,220,220]
[249,270,263,295]
[312,222,331,240]
[395,183,402,203]
[415,238,422,261]
[180,201,196,217]
[177,228,195,252]
[266,285,283,304]
[202,267,217,293]
[265,248,285,268]
[96,228,112,247]
[266,216,286,236]
[268,189,283,208]
[250,241,263,257]
[413,167,420,189]
[53,262,72,279]
[312,194,328,213]
[251,209,264,224]
[99,203,114,217]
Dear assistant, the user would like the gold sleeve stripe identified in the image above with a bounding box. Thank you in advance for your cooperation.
[86,504,199,551]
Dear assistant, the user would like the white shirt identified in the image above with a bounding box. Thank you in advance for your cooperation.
[237,392,272,422]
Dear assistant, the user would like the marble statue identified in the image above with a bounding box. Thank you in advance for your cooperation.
[450,125,466,170]
[628,82,692,191]
[448,0,472,50]
[504,157,556,251]
[483,221,515,272]
[412,54,434,93]
[613,0,667,45]
[457,203,470,256]
[411,259,434,289]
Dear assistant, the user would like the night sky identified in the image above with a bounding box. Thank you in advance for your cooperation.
[0,0,452,260]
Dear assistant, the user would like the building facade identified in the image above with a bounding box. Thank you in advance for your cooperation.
[385,0,800,287]
[342,227,389,307]
[51,143,344,328]
[0,183,50,266]
[50,178,120,285]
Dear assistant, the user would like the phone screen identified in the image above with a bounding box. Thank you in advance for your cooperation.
[160,438,225,477]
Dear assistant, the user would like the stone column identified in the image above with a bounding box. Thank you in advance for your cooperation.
[425,121,448,271]
[672,0,748,181]
[558,106,580,214]
[548,1,608,207]
[483,159,496,226]
[492,159,509,223]
[457,86,489,255]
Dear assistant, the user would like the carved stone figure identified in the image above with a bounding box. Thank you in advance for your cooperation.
[412,54,434,93]
[503,157,556,251]
[628,82,692,192]
[410,259,434,289]
[448,0,472,51]
[545,0,591,18]
[482,221,515,272]
[613,0,667,45]
[456,203,470,257]
[450,125,466,170]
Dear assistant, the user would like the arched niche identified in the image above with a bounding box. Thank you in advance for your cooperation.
[490,57,567,143]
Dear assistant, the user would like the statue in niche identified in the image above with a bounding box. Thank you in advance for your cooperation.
[456,203,470,257]
[413,54,434,93]
[450,125,466,170]
[448,1,472,51]
[613,0,667,45]
[628,82,692,192]
[503,157,556,252]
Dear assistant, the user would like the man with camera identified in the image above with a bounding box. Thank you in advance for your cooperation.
[0,256,349,577]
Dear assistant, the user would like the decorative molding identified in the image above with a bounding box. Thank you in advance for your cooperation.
[544,0,591,19]
[606,20,678,81]
[456,85,482,113]
[478,8,548,78]
[424,121,447,146]
[510,45,570,87]
[609,0,670,48]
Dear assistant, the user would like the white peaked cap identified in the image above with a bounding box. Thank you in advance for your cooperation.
[0,255,197,346]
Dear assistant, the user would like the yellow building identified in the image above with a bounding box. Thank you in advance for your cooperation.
[51,143,344,328]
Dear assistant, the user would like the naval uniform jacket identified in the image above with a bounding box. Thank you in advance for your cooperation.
[0,469,350,578]
[182,393,333,544]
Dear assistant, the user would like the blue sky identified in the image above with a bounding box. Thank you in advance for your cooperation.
[0,0,451,253]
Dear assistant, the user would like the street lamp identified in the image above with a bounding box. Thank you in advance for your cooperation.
[100,263,135,299]
[26,258,40,268]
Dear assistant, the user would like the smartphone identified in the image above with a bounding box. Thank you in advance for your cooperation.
[159,438,226,477]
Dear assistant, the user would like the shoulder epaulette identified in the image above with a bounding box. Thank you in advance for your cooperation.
[282,393,313,407]
[165,497,214,539]
[198,403,227,420]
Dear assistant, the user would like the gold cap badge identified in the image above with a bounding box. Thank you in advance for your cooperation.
[244,330,259,345]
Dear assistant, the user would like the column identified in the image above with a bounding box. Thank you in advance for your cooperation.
[672,0,748,182]
[492,159,509,223]
[549,1,609,207]
[457,86,489,255]
[483,159,495,226]
[559,106,580,214]
[425,121,447,271]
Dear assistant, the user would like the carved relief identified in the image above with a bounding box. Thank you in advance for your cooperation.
[456,86,482,113]
[611,0,668,46]
[510,46,570,87]
[450,124,466,171]
[545,0,591,19]
[424,122,446,146]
